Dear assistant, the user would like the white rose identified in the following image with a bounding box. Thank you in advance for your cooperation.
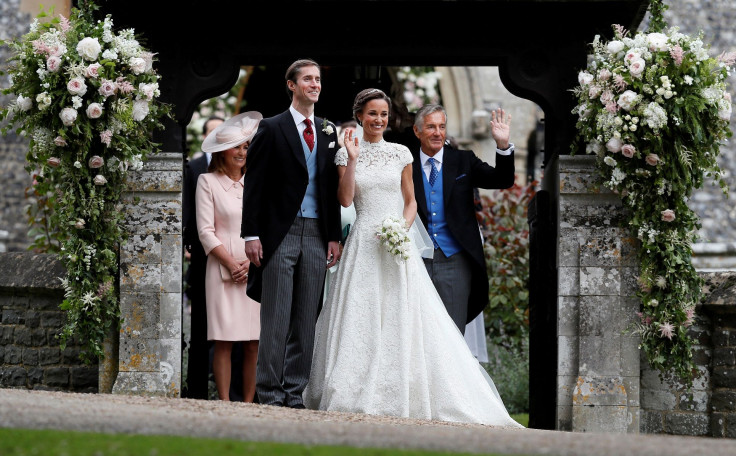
[76,37,102,61]
[578,71,594,86]
[67,77,88,96]
[36,92,52,109]
[86,102,104,119]
[140,51,154,73]
[102,49,118,61]
[74,218,86,229]
[59,107,77,126]
[129,57,146,75]
[93,174,107,185]
[138,82,158,100]
[324,125,334,135]
[16,95,32,111]
[607,40,625,54]
[629,58,646,78]
[603,156,617,167]
[617,90,638,111]
[647,33,669,52]
[132,100,149,121]
[606,137,623,153]
[624,50,641,65]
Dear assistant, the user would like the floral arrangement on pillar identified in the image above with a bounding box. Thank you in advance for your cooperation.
[395,66,442,112]
[571,0,733,383]
[0,1,171,361]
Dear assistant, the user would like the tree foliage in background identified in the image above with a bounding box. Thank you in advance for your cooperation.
[477,180,537,351]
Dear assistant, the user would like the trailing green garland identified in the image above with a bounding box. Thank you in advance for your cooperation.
[0,1,171,361]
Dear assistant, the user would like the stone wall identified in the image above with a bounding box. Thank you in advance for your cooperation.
[641,272,736,438]
[0,0,34,253]
[555,155,641,433]
[0,252,97,392]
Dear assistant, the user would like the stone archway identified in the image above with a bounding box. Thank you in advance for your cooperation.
[98,0,651,432]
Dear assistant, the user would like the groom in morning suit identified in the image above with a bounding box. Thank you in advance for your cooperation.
[241,59,341,408]
[412,104,515,334]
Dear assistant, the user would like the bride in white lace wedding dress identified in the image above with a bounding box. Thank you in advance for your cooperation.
[304,89,522,428]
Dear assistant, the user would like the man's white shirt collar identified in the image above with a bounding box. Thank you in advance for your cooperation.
[420,147,444,168]
[289,106,315,128]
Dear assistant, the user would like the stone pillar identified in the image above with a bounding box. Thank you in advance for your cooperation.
[556,155,641,433]
[113,152,182,397]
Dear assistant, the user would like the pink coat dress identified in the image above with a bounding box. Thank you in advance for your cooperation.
[196,172,260,341]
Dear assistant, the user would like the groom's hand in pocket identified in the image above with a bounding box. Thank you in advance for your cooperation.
[326,241,341,269]
[245,239,263,267]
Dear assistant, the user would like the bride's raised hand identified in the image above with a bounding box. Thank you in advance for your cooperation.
[344,128,360,162]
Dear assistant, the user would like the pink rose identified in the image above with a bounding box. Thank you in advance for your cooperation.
[645,153,660,166]
[629,58,646,78]
[621,144,636,158]
[85,63,101,78]
[98,80,117,98]
[86,102,103,119]
[67,77,87,96]
[88,155,104,168]
[624,50,641,65]
[600,90,614,104]
[661,209,675,222]
[53,136,67,147]
[46,56,62,73]
[588,85,602,99]
[598,69,612,81]
[47,157,61,167]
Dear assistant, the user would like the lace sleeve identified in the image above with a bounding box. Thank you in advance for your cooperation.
[335,147,348,166]
[396,144,413,167]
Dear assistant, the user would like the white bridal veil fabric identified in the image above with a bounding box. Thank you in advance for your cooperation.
[304,139,522,427]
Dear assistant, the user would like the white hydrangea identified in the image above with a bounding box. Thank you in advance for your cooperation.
[643,102,668,130]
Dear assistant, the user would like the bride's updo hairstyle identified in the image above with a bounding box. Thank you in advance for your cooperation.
[352,88,392,126]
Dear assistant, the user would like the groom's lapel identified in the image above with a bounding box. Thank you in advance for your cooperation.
[442,146,458,205]
[278,110,307,170]
[315,116,333,172]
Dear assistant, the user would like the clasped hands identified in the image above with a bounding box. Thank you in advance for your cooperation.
[245,239,341,269]
[229,258,249,284]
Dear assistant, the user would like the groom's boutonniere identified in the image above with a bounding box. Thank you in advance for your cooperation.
[322,119,334,135]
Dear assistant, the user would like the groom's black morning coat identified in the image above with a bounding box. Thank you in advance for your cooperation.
[241,110,342,302]
[412,145,515,324]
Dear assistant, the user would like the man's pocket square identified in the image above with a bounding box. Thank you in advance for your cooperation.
[329,141,336,148]
[455,174,467,180]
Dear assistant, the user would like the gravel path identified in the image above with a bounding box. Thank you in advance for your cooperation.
[2,388,736,455]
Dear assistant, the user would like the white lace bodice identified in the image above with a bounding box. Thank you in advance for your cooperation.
[335,139,413,227]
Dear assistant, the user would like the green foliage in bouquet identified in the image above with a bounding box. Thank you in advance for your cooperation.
[0,1,172,361]
[570,3,733,383]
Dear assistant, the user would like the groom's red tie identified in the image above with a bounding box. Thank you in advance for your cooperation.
[303,118,314,151]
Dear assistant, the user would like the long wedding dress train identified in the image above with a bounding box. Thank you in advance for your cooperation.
[304,139,522,427]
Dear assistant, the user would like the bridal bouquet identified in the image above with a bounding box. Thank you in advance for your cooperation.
[571,12,733,382]
[0,1,170,360]
[376,216,411,263]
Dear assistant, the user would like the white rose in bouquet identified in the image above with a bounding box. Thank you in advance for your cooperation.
[129,57,146,75]
[93,174,107,185]
[132,100,149,121]
[578,71,594,86]
[617,90,639,111]
[59,107,77,126]
[77,37,101,61]
[16,95,32,111]
[607,40,625,54]
[647,33,669,52]
[629,58,646,78]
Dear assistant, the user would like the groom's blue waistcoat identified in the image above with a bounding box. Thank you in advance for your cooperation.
[422,166,462,257]
[298,134,319,219]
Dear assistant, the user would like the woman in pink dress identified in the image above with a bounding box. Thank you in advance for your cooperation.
[197,111,262,401]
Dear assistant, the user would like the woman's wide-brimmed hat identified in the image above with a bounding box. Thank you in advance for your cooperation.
[201,111,263,153]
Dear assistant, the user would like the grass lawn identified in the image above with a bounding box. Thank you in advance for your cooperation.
[0,417,530,456]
